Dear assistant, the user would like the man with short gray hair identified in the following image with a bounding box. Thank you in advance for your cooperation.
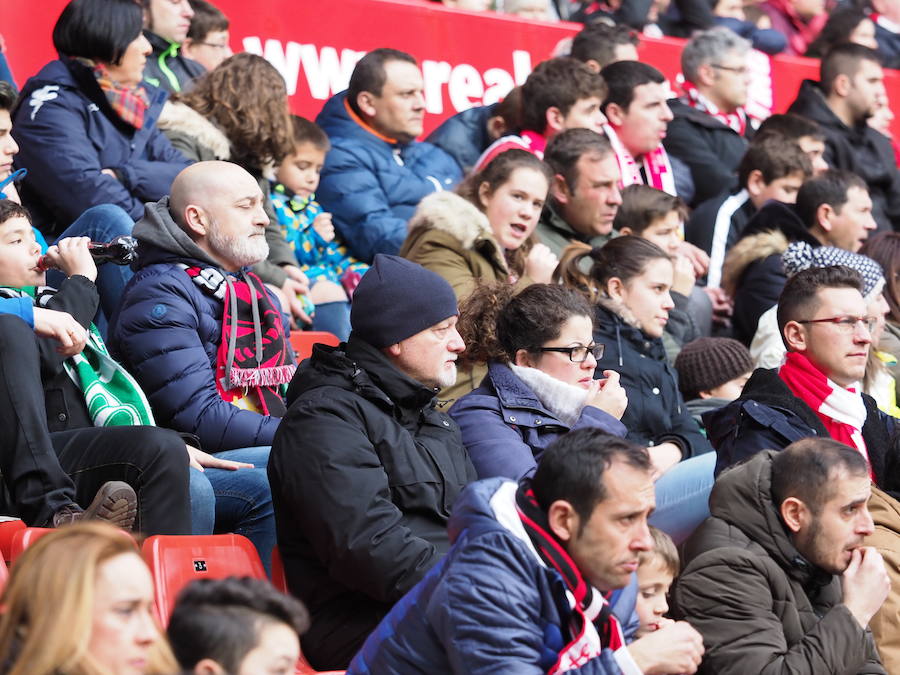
[665,27,754,205]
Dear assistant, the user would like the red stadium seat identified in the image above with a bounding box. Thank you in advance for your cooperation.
[289,331,340,363]
[142,533,267,624]
[0,520,25,562]
[0,557,8,593]
[9,527,52,562]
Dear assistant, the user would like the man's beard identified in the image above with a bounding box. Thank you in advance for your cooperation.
[207,225,269,269]
[435,363,458,390]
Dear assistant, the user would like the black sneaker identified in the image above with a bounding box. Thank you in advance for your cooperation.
[52,481,137,531]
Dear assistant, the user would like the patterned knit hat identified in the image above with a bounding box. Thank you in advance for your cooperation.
[675,337,753,400]
[781,242,885,300]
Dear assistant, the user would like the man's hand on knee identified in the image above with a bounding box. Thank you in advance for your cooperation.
[33,307,87,357]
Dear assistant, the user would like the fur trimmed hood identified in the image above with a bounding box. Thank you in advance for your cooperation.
[157,101,232,161]
[722,229,789,296]
[596,293,642,331]
[407,191,492,250]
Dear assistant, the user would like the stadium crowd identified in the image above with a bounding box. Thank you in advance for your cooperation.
[2,0,900,673]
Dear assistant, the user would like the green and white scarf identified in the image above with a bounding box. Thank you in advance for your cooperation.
[0,286,155,427]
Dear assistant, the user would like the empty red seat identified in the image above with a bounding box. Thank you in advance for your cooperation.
[289,331,340,363]
[9,527,52,563]
[0,520,25,562]
[142,533,266,624]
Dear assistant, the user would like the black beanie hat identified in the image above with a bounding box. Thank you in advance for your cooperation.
[674,337,753,400]
[350,255,459,348]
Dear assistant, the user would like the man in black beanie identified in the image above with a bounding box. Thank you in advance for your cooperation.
[268,254,476,671]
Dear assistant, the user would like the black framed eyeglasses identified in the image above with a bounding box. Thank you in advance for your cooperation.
[796,315,877,334]
[538,343,604,363]
[711,63,749,75]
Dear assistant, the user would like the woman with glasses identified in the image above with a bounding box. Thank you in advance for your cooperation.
[557,236,716,542]
[449,282,628,481]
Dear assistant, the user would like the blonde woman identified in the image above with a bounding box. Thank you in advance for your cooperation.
[0,522,177,675]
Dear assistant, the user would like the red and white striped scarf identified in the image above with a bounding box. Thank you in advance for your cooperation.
[681,80,747,137]
[603,123,676,196]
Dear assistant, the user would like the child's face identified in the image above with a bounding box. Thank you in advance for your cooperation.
[635,557,674,637]
[275,142,326,200]
[640,210,682,256]
[704,371,751,401]
[0,216,43,287]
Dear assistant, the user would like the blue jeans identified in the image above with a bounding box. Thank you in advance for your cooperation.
[649,451,716,545]
[47,204,136,338]
[189,446,275,575]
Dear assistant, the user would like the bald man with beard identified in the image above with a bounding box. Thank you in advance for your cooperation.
[110,161,289,569]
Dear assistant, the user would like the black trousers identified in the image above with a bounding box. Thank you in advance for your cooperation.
[0,314,191,534]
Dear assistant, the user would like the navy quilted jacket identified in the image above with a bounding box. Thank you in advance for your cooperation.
[315,91,462,262]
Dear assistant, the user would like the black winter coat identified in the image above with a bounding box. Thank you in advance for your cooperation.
[788,80,900,232]
[703,367,899,493]
[673,450,887,675]
[268,336,476,670]
[664,98,751,206]
[593,302,712,458]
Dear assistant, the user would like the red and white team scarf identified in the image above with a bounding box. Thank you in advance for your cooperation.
[603,123,676,196]
[779,351,873,475]
[681,80,748,137]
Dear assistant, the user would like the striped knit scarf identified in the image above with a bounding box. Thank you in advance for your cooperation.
[78,58,150,130]
[681,80,747,137]
[603,123,676,196]
[516,481,624,673]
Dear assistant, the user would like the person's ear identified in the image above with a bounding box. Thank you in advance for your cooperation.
[697,62,717,87]
[606,276,626,302]
[547,499,579,543]
[779,496,809,534]
[698,388,714,400]
[618,226,634,236]
[832,72,852,98]
[546,106,566,134]
[514,348,538,368]
[584,59,602,74]
[745,169,766,199]
[183,205,208,238]
[550,173,571,205]
[385,342,402,358]
[193,658,227,675]
[478,181,493,210]
[356,91,378,118]
[783,320,808,353]
[604,101,627,128]
[486,115,507,141]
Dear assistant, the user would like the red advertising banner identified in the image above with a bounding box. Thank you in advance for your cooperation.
[3,0,900,136]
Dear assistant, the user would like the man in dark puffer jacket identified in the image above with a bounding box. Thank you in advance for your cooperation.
[674,441,888,675]
[269,255,476,670]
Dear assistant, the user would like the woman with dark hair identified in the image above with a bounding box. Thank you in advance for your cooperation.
[557,236,715,541]
[157,52,314,326]
[400,149,559,403]
[450,282,627,480]
[805,6,878,58]
[11,0,190,235]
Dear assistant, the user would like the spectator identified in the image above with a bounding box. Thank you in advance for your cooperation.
[142,0,204,92]
[348,430,705,674]
[664,28,754,206]
[502,0,553,19]
[754,113,830,175]
[477,57,607,164]
[557,237,716,542]
[570,22,640,71]
[168,577,310,675]
[0,522,181,675]
[11,0,191,236]
[806,6,879,58]
[788,43,900,231]
[868,0,900,69]
[615,184,709,352]
[571,0,655,30]
[268,254,476,670]
[111,162,284,567]
[536,128,623,256]
[722,169,877,345]
[674,439,888,673]
[180,0,233,72]
[675,336,753,433]
[425,92,518,173]
[157,53,313,326]
[450,283,627,481]
[862,232,900,386]
[599,61,681,198]
[709,0,787,54]
[0,199,190,535]
[0,34,16,91]
[270,115,368,341]
[759,0,828,55]
[315,48,461,262]
[687,134,812,289]
[635,526,680,637]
